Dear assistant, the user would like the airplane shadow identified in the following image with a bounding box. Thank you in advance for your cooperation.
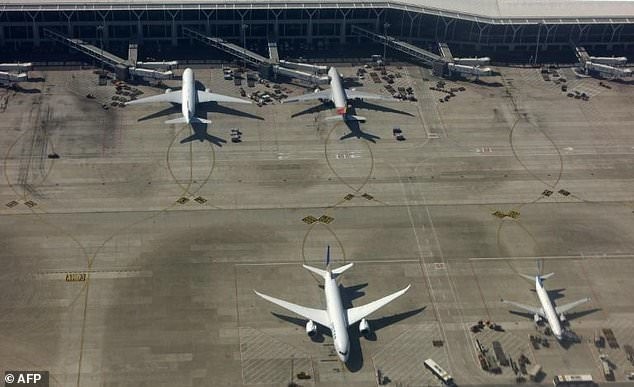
[289,102,381,143]
[291,102,333,118]
[137,102,264,123]
[530,287,567,301]
[345,307,426,372]
[8,85,42,94]
[341,283,368,307]
[271,313,328,342]
[198,102,264,121]
[561,307,601,323]
[138,104,180,121]
[180,122,227,146]
[340,106,381,143]
[472,79,504,87]
[343,79,364,88]
[270,281,425,374]
[508,306,601,344]
[354,100,415,117]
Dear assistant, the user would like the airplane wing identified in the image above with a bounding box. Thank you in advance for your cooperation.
[555,297,590,315]
[502,299,544,317]
[254,290,330,328]
[126,90,182,105]
[346,284,411,326]
[283,90,332,104]
[197,90,251,104]
[345,89,394,101]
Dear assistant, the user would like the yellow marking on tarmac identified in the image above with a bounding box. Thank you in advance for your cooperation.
[302,215,334,224]
[302,215,317,224]
[65,273,87,282]
[492,210,520,219]
[318,215,334,224]
[361,193,374,200]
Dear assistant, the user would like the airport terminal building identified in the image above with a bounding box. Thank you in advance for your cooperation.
[1,0,633,57]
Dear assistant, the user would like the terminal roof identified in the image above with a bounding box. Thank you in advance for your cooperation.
[2,0,633,24]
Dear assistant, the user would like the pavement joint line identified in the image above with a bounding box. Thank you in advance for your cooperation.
[412,148,482,371]
[388,161,458,373]
[235,259,421,266]
[469,254,634,261]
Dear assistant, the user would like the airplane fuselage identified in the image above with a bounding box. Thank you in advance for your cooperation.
[181,68,197,124]
[328,67,348,116]
[535,277,563,340]
[324,274,350,362]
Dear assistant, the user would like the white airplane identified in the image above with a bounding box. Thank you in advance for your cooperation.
[502,265,590,341]
[126,67,251,125]
[254,247,411,363]
[282,66,393,122]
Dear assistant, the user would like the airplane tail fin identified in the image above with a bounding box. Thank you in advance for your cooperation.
[303,264,330,280]
[535,259,554,281]
[519,272,554,282]
[303,245,354,280]
[519,260,554,282]
[344,115,366,122]
[191,116,211,124]
[303,263,354,280]
[165,117,189,125]
[331,263,354,278]
[324,115,366,122]
[164,116,211,125]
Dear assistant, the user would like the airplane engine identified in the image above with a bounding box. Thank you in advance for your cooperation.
[164,88,172,94]
[205,88,211,93]
[305,320,317,337]
[559,313,566,322]
[359,318,371,335]
[533,314,541,323]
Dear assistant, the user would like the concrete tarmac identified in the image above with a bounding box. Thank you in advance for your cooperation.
[0,64,633,386]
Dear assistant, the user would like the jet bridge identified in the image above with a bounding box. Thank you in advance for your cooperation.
[278,60,328,74]
[268,42,280,65]
[182,27,327,85]
[273,65,329,85]
[574,46,631,78]
[438,43,490,66]
[351,25,491,78]
[0,62,31,86]
[183,27,270,67]
[438,42,492,77]
[276,59,329,84]
[351,25,441,66]
[0,70,28,85]
[0,63,33,72]
[43,29,173,81]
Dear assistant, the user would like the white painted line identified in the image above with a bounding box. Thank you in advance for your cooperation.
[469,253,634,261]
[235,259,421,267]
